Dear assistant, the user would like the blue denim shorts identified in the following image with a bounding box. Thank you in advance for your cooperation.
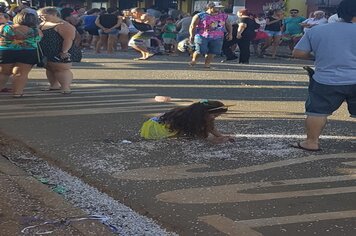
[265,30,282,37]
[306,79,356,117]
[98,28,120,35]
[194,36,223,55]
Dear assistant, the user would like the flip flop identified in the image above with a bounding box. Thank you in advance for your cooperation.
[290,142,321,152]
[146,53,155,59]
[41,87,61,91]
[188,61,196,67]
[61,90,72,95]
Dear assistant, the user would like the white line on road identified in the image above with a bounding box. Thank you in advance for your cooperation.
[234,133,356,140]
[199,211,356,236]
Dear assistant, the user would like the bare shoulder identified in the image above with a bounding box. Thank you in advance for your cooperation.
[56,21,75,31]
[55,21,76,39]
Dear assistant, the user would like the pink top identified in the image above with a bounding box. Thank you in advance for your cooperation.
[196,12,227,39]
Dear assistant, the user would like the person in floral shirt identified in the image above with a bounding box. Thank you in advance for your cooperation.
[0,11,42,97]
[189,2,232,68]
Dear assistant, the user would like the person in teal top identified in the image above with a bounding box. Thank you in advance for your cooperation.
[282,9,306,52]
[162,17,178,54]
[0,11,42,98]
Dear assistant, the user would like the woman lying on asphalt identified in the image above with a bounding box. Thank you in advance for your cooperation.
[140,100,235,143]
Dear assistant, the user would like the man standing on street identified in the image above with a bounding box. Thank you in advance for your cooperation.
[282,9,305,52]
[189,2,232,68]
[291,0,356,151]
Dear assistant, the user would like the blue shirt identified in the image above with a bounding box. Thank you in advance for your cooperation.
[295,22,356,85]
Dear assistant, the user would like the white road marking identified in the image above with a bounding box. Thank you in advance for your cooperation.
[157,175,356,204]
[114,153,356,181]
[0,104,172,119]
[234,133,356,140]
[199,211,356,236]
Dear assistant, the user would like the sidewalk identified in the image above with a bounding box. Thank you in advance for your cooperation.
[0,155,113,236]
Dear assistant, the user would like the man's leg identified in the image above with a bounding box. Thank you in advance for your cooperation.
[204,54,214,68]
[301,115,327,150]
[190,51,199,66]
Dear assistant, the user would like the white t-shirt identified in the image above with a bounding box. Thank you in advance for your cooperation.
[328,14,342,23]
[255,18,266,30]
[302,17,328,33]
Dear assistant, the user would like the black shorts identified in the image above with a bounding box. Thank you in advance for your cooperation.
[85,28,99,36]
[0,49,38,65]
[306,78,356,117]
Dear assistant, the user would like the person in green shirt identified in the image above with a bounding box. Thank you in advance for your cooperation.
[161,17,178,54]
[282,9,306,52]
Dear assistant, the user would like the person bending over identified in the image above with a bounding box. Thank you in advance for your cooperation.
[140,100,235,143]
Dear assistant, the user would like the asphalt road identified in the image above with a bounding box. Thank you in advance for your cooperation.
[0,51,355,235]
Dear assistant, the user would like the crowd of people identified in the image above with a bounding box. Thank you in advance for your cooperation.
[0,0,340,95]
[0,0,355,151]
[0,1,82,97]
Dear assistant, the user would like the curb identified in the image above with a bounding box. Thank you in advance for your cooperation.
[0,155,114,236]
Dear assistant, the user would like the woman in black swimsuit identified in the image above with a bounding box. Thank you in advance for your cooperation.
[38,7,79,94]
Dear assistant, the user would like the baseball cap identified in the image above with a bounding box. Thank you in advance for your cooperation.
[206,1,225,8]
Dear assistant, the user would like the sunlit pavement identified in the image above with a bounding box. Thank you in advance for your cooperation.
[0,50,355,235]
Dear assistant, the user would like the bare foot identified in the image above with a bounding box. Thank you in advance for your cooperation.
[189,61,197,67]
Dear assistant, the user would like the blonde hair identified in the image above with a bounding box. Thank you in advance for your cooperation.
[13,10,38,28]
[38,7,60,17]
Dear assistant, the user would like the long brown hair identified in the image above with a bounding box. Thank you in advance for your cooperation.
[159,100,228,138]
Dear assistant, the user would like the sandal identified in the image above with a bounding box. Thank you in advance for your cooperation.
[61,90,72,95]
[13,94,24,98]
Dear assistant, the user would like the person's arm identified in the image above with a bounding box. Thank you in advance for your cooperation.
[300,19,311,28]
[108,16,122,31]
[161,24,168,33]
[208,128,235,144]
[266,17,281,25]
[56,23,76,59]
[189,14,199,43]
[292,49,312,59]
[292,32,312,59]
[236,21,246,39]
[95,16,107,31]
[281,19,286,32]
[176,19,182,31]
[225,18,232,41]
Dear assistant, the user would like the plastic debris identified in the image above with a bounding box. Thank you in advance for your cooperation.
[154,96,171,102]
[52,185,67,194]
[38,178,49,184]
[121,140,132,144]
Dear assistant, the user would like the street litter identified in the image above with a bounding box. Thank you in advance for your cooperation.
[36,177,67,194]
[155,96,171,102]
[21,215,117,235]
[121,140,132,144]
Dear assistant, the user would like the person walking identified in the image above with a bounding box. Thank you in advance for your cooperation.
[291,0,356,151]
[189,2,232,68]
[0,11,41,97]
